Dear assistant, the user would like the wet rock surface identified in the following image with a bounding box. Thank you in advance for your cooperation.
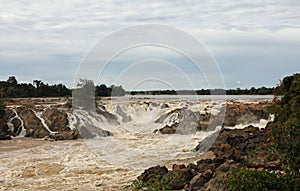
[4,105,114,140]
[0,118,11,140]
[155,102,270,135]
[43,108,70,132]
[17,107,50,138]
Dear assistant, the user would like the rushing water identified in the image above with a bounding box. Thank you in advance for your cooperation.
[0,95,273,190]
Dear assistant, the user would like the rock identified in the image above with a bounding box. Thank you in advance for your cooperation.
[203,163,233,191]
[77,125,111,139]
[5,109,16,119]
[160,103,169,109]
[43,108,70,132]
[225,104,269,127]
[74,126,96,139]
[0,118,11,140]
[186,170,214,191]
[96,108,119,125]
[138,165,168,182]
[167,169,194,190]
[10,117,22,135]
[48,129,80,141]
[16,107,49,138]
[213,144,242,163]
[192,131,220,153]
[194,125,269,155]
[155,108,200,124]
[223,108,237,126]
[159,124,176,134]
[158,120,199,135]
[196,159,215,172]
[150,102,159,107]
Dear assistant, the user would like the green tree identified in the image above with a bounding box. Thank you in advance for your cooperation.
[230,73,300,190]
[7,76,17,86]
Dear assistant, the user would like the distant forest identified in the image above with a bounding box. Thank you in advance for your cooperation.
[0,76,276,98]
[0,76,125,98]
[130,87,275,96]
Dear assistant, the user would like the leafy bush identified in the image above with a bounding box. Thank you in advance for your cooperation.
[229,167,299,191]
[125,172,180,191]
[230,73,300,191]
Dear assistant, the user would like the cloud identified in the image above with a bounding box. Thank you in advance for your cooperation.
[0,0,300,89]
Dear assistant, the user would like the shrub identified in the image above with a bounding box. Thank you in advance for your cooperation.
[230,73,300,191]
[125,172,181,191]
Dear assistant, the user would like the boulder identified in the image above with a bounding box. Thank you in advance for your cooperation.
[155,108,200,124]
[158,121,199,135]
[43,108,70,132]
[48,129,80,141]
[159,125,176,134]
[193,125,268,155]
[186,170,214,191]
[96,108,119,125]
[223,104,269,127]
[160,103,169,109]
[0,118,11,140]
[138,165,168,182]
[11,117,22,135]
[167,169,194,190]
[77,125,111,139]
[16,107,49,138]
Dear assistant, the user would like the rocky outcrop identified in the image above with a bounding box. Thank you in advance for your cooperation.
[136,125,278,190]
[154,103,270,135]
[0,118,11,140]
[10,117,22,135]
[96,107,119,125]
[3,106,113,140]
[193,125,269,154]
[157,122,200,134]
[48,129,80,141]
[16,107,50,138]
[155,108,200,124]
[155,108,201,134]
[43,108,69,132]
[77,125,112,139]
[222,103,269,126]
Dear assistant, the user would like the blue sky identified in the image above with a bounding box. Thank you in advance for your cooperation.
[1,0,300,90]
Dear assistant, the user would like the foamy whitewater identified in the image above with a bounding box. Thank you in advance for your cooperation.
[0,95,273,190]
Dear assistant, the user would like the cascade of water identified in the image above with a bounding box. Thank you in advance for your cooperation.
[8,109,26,136]
[32,110,57,134]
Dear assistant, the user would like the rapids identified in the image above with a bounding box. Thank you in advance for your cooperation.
[0,95,273,190]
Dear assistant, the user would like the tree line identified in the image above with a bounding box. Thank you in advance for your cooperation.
[0,76,71,98]
[0,76,276,98]
[0,76,125,98]
[130,87,275,96]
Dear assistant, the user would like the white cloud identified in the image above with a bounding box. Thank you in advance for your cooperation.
[0,0,300,88]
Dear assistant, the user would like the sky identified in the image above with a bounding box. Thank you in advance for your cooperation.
[1,0,300,90]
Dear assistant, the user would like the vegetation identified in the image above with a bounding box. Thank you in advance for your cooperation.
[0,76,71,98]
[125,172,180,191]
[229,73,300,191]
[0,99,5,117]
[72,79,126,109]
[130,87,274,96]
[0,76,125,98]
[229,167,296,191]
